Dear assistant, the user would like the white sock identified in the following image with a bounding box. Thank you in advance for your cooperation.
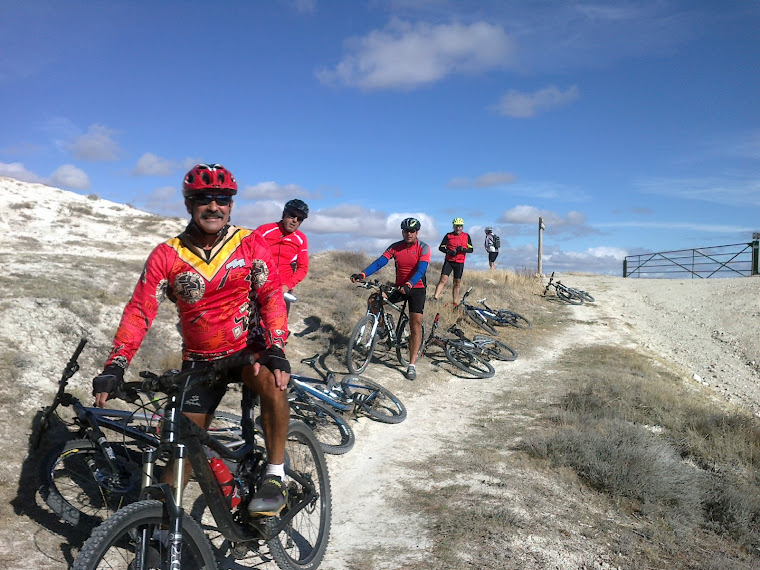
[266,463,286,480]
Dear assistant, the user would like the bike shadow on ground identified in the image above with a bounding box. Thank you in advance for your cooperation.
[11,410,97,567]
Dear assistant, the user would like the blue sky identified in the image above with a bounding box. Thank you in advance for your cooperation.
[2,0,759,275]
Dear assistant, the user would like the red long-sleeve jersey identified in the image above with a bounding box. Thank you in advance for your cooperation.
[255,222,309,290]
[105,224,288,369]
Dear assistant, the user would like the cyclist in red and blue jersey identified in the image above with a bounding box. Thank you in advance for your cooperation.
[350,217,429,380]
[91,163,291,517]
[433,217,473,305]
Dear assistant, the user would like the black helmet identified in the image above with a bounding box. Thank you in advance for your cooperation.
[400,217,421,232]
[284,198,309,218]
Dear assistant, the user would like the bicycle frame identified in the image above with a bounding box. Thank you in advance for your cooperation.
[137,363,320,568]
[359,280,411,350]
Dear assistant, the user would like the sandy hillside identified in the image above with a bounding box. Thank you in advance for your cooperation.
[1,177,759,568]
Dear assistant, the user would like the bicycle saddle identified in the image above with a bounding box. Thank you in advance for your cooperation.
[300,354,320,367]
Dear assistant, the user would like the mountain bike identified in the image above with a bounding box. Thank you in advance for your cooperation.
[542,272,585,305]
[346,279,426,374]
[420,313,496,378]
[287,357,355,455]
[292,354,406,428]
[458,287,532,335]
[34,338,245,528]
[72,353,331,570]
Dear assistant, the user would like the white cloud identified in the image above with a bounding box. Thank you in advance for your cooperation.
[133,153,175,176]
[636,176,760,207]
[240,181,310,200]
[0,162,44,183]
[317,20,514,90]
[65,124,121,161]
[496,85,579,118]
[447,171,517,188]
[48,164,90,190]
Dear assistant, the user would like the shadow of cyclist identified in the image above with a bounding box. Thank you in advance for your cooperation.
[11,410,95,567]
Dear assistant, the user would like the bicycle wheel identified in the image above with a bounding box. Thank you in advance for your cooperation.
[346,314,379,374]
[340,375,407,424]
[289,397,355,455]
[40,438,143,527]
[557,287,584,305]
[268,420,332,570]
[488,310,531,329]
[72,499,216,570]
[571,288,595,303]
[473,335,518,362]
[444,341,495,378]
[464,307,498,335]
[395,315,427,367]
[208,410,245,451]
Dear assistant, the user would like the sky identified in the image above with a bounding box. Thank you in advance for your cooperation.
[2,0,759,275]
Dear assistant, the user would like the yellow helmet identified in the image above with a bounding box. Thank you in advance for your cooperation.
[452,217,464,226]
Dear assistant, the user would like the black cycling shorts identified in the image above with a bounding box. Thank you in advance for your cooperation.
[387,286,426,315]
[488,251,499,263]
[440,260,465,280]
[179,348,254,414]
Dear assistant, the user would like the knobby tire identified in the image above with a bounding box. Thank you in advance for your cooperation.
[444,341,495,378]
[473,335,518,361]
[40,438,143,527]
[346,314,378,374]
[465,307,498,335]
[71,500,216,570]
[395,316,426,367]
[557,287,584,305]
[340,375,406,424]
[290,397,355,455]
[267,420,332,570]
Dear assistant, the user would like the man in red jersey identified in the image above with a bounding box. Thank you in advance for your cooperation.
[350,217,430,380]
[433,217,473,305]
[92,164,291,517]
[255,199,309,314]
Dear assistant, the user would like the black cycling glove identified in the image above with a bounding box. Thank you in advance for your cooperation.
[456,246,465,253]
[350,273,365,282]
[259,346,291,375]
[92,364,125,397]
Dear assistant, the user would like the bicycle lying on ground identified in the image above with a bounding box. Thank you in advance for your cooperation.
[420,313,497,378]
[72,352,331,570]
[33,338,245,529]
[543,272,595,305]
[291,354,406,440]
[346,279,426,374]
[458,287,532,335]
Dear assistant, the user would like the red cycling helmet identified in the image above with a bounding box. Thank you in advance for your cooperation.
[182,164,238,198]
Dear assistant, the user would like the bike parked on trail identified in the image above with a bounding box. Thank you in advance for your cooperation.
[346,279,426,374]
[543,272,593,305]
[292,354,406,431]
[458,287,531,335]
[72,352,331,570]
[33,338,245,529]
[420,313,496,378]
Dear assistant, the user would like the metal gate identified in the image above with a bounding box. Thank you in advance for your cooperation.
[623,237,759,278]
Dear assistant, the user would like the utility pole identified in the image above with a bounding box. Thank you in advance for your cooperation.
[537,217,546,276]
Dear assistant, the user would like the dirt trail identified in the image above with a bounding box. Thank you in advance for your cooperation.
[5,273,759,569]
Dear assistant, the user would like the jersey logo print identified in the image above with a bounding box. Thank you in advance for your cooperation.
[219,258,246,289]
[174,272,205,304]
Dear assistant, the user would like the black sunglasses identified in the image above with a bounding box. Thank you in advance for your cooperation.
[284,210,306,222]
[191,194,233,206]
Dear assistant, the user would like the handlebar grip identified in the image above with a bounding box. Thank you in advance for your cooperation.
[213,353,255,372]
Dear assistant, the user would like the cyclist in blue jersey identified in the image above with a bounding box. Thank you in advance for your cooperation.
[350,217,430,380]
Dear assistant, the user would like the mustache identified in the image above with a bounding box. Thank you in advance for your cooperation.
[201,212,225,220]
